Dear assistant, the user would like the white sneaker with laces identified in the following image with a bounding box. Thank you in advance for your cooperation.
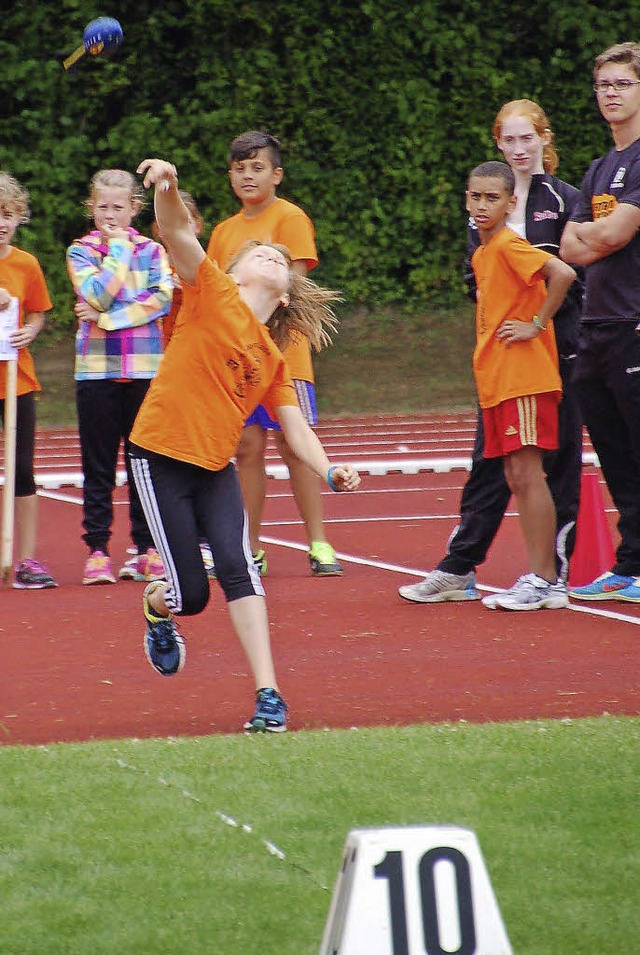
[399,569,480,603]
[483,573,569,611]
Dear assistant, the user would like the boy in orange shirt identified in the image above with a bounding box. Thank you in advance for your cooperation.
[0,172,57,589]
[207,131,342,577]
[466,161,576,610]
[131,158,360,733]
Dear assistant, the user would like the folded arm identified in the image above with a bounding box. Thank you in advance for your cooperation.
[560,202,640,265]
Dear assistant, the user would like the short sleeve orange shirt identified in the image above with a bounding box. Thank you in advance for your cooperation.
[207,198,317,382]
[130,256,297,471]
[0,247,52,398]
[471,227,561,409]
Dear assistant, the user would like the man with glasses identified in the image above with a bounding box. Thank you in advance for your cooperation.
[560,41,640,602]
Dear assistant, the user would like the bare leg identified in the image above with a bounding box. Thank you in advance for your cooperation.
[274,430,326,545]
[228,594,279,690]
[504,447,557,582]
[146,585,278,690]
[14,494,38,561]
[235,424,268,554]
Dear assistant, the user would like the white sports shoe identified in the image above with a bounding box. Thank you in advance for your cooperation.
[399,569,480,603]
[483,573,569,611]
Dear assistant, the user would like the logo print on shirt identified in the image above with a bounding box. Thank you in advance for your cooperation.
[611,166,626,189]
[226,343,268,399]
[592,193,617,219]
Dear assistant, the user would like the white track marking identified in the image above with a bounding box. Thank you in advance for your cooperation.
[114,756,328,889]
[15,427,629,627]
[259,536,640,626]
[1,450,600,489]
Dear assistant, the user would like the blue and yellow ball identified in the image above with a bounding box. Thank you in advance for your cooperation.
[83,17,123,57]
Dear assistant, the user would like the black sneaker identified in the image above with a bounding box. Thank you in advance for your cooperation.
[13,558,58,590]
[143,582,185,675]
[243,688,288,733]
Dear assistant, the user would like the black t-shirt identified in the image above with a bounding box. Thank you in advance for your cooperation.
[571,138,640,322]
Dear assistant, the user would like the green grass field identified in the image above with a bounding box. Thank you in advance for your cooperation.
[1,717,638,954]
[12,308,639,952]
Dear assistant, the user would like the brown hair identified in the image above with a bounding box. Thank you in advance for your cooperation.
[0,171,30,224]
[595,41,640,81]
[492,99,559,175]
[85,169,145,217]
[227,240,340,352]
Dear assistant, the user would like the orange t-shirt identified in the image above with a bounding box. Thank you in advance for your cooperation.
[471,227,561,409]
[207,197,318,382]
[130,256,297,471]
[161,266,182,349]
[0,247,52,398]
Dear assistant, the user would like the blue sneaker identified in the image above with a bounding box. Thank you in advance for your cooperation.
[243,688,288,733]
[616,577,640,603]
[568,571,634,601]
[143,582,185,676]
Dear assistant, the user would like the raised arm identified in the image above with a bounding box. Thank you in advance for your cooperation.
[137,159,205,285]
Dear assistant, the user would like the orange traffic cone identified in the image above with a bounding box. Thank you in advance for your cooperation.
[569,471,616,588]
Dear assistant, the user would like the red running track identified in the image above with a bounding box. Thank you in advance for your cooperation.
[0,414,637,746]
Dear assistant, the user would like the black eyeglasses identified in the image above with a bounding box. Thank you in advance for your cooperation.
[593,79,640,93]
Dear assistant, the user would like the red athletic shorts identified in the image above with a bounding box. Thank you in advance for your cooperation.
[482,393,560,459]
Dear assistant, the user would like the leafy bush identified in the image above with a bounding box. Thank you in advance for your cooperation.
[2,0,639,333]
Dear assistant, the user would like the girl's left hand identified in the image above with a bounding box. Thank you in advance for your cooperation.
[328,464,361,492]
[75,301,100,323]
[497,319,539,344]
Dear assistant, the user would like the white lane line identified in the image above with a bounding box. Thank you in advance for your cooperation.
[11,449,600,489]
[259,535,640,626]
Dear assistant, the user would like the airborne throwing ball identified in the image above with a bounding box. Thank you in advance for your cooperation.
[62,16,123,70]
[83,17,123,57]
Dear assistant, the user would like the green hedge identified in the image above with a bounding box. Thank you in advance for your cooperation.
[2,1,639,332]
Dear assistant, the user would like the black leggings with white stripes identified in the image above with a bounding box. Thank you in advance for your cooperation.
[129,445,264,616]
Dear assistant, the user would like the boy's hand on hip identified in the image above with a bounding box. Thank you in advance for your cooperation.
[497,319,539,344]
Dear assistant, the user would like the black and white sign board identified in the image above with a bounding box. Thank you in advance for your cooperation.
[320,825,513,955]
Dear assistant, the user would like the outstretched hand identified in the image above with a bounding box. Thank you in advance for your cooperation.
[328,464,361,492]
[136,158,178,192]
